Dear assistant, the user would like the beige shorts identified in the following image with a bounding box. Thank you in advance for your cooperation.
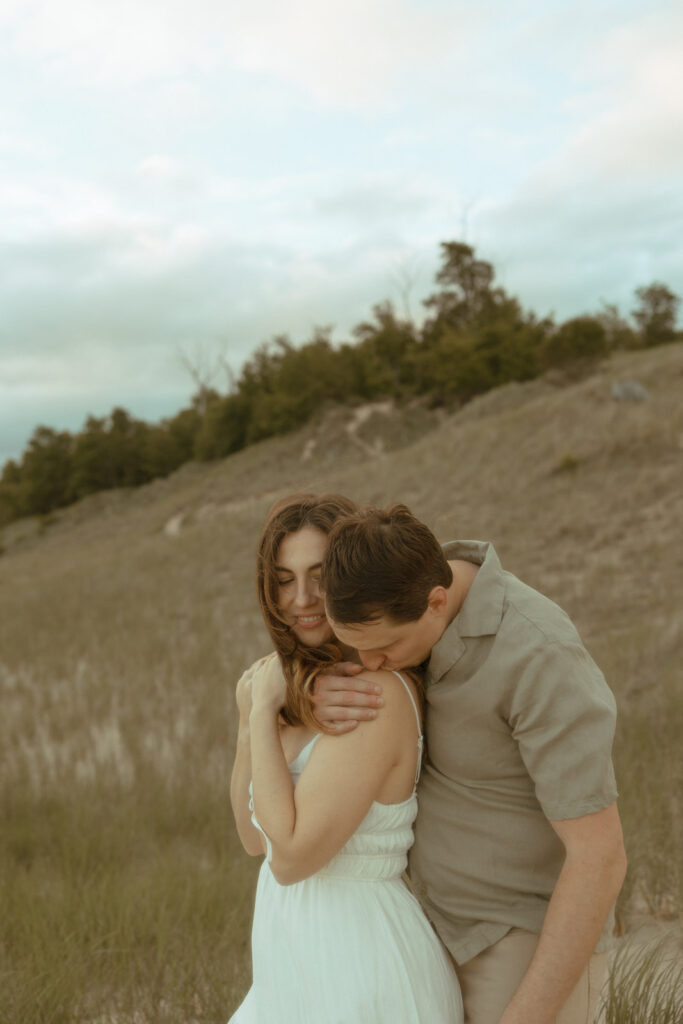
[452,928,608,1024]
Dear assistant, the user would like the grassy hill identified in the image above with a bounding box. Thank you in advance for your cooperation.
[1,342,681,1022]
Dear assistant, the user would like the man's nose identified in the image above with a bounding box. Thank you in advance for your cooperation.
[360,652,385,671]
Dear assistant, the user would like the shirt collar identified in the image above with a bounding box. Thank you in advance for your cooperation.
[426,540,505,684]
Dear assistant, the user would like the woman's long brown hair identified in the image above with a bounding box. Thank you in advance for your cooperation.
[257,493,359,731]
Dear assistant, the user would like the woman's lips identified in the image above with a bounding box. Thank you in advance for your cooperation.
[295,614,326,629]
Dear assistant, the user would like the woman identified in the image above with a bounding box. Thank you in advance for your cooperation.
[229,493,462,1023]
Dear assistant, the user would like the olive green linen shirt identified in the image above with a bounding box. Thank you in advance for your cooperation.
[409,541,618,965]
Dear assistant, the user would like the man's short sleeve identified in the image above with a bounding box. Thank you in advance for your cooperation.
[507,640,618,820]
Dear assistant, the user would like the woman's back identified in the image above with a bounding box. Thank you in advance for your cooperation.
[263,670,423,880]
[258,668,424,884]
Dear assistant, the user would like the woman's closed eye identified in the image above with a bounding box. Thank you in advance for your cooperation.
[278,573,320,587]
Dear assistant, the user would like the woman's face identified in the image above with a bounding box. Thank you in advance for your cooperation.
[275,527,333,648]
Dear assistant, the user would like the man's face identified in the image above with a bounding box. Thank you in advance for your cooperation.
[327,606,442,671]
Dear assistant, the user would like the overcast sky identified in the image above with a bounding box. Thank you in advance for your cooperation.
[2,0,681,467]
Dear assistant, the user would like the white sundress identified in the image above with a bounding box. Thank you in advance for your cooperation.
[228,671,463,1023]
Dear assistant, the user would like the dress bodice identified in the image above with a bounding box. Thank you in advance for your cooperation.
[291,735,419,881]
[249,671,423,882]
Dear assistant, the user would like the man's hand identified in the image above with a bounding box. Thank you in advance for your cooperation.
[312,663,384,732]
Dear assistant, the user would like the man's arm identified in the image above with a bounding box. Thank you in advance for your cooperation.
[498,801,627,1024]
[312,663,384,733]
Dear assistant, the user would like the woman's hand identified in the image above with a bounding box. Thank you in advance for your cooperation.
[235,654,276,719]
[250,654,287,715]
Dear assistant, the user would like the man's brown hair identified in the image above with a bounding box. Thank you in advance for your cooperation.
[321,504,452,625]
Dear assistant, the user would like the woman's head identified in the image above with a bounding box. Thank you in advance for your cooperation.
[257,492,358,727]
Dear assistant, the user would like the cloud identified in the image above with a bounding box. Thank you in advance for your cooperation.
[0,216,425,465]
[3,0,208,83]
[2,0,682,467]
[469,5,683,317]
[228,0,477,108]
[315,179,437,225]
[2,0,475,107]
[136,155,199,190]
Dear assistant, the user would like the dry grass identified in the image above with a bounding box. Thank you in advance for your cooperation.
[1,343,682,1021]
[601,929,683,1023]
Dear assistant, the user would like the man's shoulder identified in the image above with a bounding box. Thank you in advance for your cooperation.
[438,538,587,653]
[500,571,583,649]
[442,539,579,643]
[495,577,613,703]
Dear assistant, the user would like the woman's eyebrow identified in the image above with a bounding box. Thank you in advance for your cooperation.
[274,562,323,572]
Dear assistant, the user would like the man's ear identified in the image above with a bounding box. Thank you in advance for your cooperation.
[427,586,448,616]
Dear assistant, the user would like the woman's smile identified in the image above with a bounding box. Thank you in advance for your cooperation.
[295,613,326,628]
[276,527,334,646]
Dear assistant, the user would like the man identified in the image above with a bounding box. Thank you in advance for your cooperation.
[314,504,626,1024]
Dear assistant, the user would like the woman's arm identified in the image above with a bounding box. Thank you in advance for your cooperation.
[229,656,276,856]
[250,663,417,885]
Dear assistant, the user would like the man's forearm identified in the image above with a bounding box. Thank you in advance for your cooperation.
[499,822,626,1024]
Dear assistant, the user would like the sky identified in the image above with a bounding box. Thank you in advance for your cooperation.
[1,0,682,467]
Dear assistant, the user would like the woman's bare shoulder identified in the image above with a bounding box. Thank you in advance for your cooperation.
[356,668,420,703]
[328,669,421,742]
[306,669,421,793]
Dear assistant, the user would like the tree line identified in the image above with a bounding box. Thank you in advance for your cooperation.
[1,241,680,526]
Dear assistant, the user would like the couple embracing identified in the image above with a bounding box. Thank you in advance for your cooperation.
[229,494,626,1024]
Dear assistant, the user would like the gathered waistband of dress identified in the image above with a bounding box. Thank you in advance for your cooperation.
[315,869,405,882]
[316,852,407,881]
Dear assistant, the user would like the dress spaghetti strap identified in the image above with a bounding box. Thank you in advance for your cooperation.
[391,670,424,788]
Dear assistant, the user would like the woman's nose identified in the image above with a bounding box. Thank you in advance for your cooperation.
[294,579,318,606]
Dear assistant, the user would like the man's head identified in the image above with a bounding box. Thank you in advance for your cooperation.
[320,504,453,670]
